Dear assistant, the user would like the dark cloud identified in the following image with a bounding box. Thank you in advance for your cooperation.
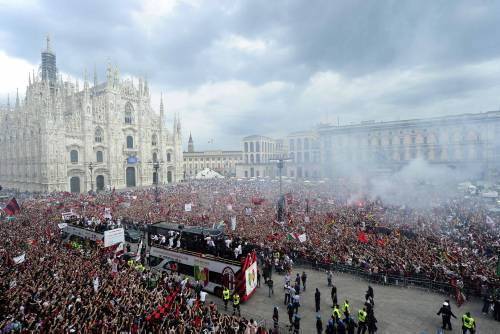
[1,0,500,150]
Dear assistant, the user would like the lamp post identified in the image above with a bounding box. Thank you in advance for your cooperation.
[270,157,292,196]
[148,160,164,202]
[88,162,94,192]
[270,157,292,222]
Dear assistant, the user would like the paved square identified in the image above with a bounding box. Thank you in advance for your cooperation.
[211,266,499,333]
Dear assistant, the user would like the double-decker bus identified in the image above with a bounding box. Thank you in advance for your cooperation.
[147,222,258,301]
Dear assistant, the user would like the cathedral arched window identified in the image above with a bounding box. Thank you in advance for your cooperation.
[96,151,104,163]
[153,152,158,162]
[95,127,103,143]
[167,153,171,162]
[126,136,134,149]
[70,150,78,163]
[124,102,134,124]
[152,134,158,146]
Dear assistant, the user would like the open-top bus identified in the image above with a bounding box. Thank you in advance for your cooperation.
[147,222,258,302]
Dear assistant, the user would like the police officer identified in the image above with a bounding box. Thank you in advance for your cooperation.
[343,299,351,317]
[344,315,358,334]
[232,293,241,316]
[315,288,321,312]
[222,287,230,311]
[461,312,475,334]
[357,307,367,334]
[437,301,456,330]
[331,285,338,307]
[287,302,295,325]
[316,315,323,334]
[332,304,342,320]
[301,271,307,291]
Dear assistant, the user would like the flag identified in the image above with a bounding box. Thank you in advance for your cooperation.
[376,238,386,247]
[287,232,299,241]
[93,276,100,292]
[226,204,233,211]
[327,219,336,227]
[230,216,237,231]
[486,215,495,226]
[135,240,143,262]
[104,208,112,220]
[252,197,265,205]
[298,233,307,243]
[184,203,192,212]
[4,197,20,216]
[13,253,26,264]
[357,231,369,243]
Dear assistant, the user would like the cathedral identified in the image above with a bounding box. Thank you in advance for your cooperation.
[0,37,183,193]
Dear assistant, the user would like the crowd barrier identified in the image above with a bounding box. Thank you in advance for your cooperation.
[291,258,484,299]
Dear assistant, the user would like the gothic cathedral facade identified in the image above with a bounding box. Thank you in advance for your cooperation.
[0,38,183,193]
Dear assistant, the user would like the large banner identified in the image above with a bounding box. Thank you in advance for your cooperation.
[104,228,125,247]
[245,261,258,296]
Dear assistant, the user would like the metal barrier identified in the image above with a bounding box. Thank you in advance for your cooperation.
[291,258,484,298]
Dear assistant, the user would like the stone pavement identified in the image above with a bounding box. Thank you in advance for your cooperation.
[209,266,499,333]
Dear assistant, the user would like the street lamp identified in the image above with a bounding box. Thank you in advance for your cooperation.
[88,162,94,193]
[269,157,292,196]
[270,157,292,222]
[148,160,164,202]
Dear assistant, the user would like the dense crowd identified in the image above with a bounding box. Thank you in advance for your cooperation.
[1,178,499,332]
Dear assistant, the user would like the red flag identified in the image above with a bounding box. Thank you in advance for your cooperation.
[252,197,265,205]
[357,231,368,243]
[376,238,386,247]
[4,197,21,216]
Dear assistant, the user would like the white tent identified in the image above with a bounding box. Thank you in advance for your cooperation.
[194,168,224,180]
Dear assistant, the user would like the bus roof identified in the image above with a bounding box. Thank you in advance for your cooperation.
[150,221,224,238]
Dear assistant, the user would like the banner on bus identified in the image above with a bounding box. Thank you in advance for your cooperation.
[104,228,125,247]
[184,203,192,212]
[245,261,258,296]
[58,223,68,229]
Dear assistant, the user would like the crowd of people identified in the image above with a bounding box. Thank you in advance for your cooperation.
[1,178,499,332]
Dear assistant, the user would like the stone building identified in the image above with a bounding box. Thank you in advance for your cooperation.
[235,135,285,178]
[183,133,242,178]
[318,111,500,179]
[0,37,183,192]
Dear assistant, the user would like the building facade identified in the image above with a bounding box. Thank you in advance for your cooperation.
[0,37,183,193]
[235,135,285,178]
[318,111,500,179]
[183,134,242,178]
[286,131,321,179]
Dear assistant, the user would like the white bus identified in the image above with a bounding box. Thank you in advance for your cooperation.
[147,222,258,301]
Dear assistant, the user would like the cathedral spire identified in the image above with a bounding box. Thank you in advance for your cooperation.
[7,94,10,109]
[188,131,194,153]
[15,88,20,108]
[160,92,164,113]
[46,34,51,53]
[93,63,98,88]
[29,72,31,86]
[84,68,89,91]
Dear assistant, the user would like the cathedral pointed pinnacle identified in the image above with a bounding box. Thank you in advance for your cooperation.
[93,63,98,88]
[29,72,31,86]
[160,92,164,113]
[33,69,36,83]
[84,68,89,91]
[15,88,20,109]
[46,34,51,53]
[7,94,10,109]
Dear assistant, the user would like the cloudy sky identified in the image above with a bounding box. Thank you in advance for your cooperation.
[1,0,500,150]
